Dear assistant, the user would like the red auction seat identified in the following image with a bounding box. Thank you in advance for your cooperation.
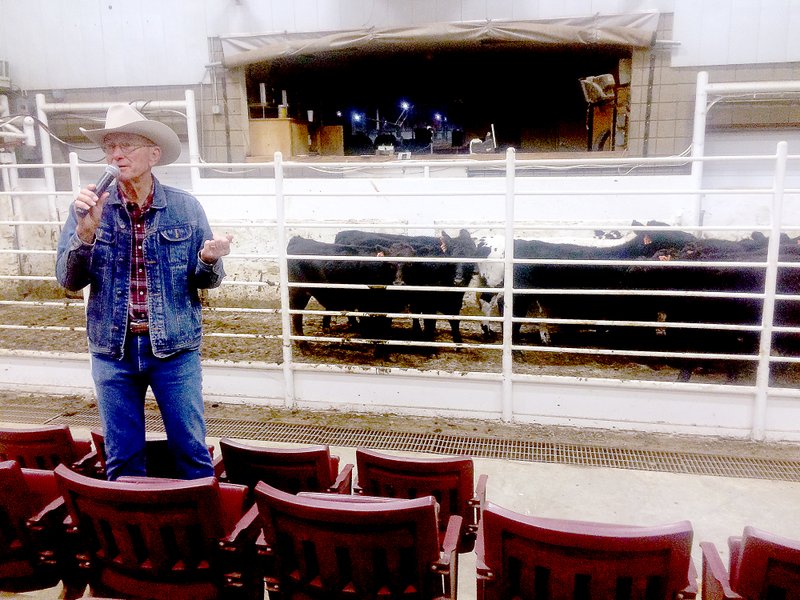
[216,437,353,496]
[0,425,92,471]
[0,460,83,594]
[476,501,697,600]
[354,446,487,551]
[53,463,263,600]
[701,526,800,600]
[254,481,460,599]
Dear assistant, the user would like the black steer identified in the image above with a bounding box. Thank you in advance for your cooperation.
[334,229,488,344]
[631,239,800,381]
[287,236,414,341]
[510,221,697,345]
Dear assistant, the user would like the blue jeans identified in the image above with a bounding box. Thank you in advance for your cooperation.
[91,334,214,481]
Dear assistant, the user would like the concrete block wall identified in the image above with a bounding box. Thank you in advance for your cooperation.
[628,13,800,157]
[199,38,249,166]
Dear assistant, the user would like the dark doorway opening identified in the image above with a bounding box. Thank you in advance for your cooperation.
[246,43,630,155]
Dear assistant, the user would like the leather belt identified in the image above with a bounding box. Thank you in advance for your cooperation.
[129,320,149,335]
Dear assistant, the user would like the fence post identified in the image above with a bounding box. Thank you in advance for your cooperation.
[501,147,516,422]
[34,93,60,241]
[752,141,788,440]
[274,152,295,408]
[184,89,201,191]
[690,71,708,233]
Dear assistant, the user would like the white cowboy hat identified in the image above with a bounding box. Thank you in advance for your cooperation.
[80,103,182,166]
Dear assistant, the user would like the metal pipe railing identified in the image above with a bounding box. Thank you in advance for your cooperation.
[1,141,798,439]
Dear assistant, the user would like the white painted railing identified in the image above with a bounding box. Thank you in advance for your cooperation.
[0,121,799,441]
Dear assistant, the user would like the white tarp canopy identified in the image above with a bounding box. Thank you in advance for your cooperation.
[220,13,660,68]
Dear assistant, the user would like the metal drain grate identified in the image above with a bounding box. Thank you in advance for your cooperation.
[2,406,799,483]
[0,405,66,424]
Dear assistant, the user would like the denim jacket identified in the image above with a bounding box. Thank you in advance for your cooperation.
[56,177,225,359]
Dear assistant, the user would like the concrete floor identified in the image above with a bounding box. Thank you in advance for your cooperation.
[3,426,800,599]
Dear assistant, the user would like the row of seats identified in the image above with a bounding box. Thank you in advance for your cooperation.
[2,424,799,599]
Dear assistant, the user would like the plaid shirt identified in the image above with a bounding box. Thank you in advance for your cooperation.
[125,186,154,325]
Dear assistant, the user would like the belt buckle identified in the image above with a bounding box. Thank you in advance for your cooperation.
[129,321,149,334]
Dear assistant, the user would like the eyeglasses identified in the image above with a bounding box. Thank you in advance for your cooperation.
[100,141,155,155]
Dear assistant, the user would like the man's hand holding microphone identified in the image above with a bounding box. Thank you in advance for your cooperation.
[74,164,119,244]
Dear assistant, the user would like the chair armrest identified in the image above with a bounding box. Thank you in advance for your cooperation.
[255,530,282,595]
[432,515,462,600]
[220,503,261,546]
[466,473,488,537]
[683,557,699,599]
[328,462,354,494]
[28,495,65,524]
[212,454,226,480]
[219,503,263,597]
[701,541,742,600]
[27,498,89,597]
[474,524,496,600]
[71,449,102,478]
[439,515,462,557]
[26,496,68,569]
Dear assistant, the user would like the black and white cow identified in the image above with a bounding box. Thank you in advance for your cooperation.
[287,236,415,340]
[334,229,489,343]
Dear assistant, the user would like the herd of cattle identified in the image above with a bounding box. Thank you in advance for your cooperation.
[287,223,800,381]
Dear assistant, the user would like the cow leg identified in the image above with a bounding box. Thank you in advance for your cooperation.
[321,315,332,333]
[411,317,424,338]
[479,292,499,341]
[448,318,463,344]
[288,289,311,337]
[512,296,534,343]
[421,318,437,341]
[534,300,551,345]
[318,314,356,334]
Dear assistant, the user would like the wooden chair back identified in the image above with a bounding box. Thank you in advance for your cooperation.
[355,447,486,551]
[0,425,91,470]
[219,437,352,494]
[254,481,457,599]
[731,526,800,600]
[476,502,697,600]
[53,463,258,600]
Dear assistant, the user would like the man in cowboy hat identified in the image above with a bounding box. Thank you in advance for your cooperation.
[56,104,232,480]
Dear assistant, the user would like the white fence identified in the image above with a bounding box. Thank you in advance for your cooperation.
[0,145,799,442]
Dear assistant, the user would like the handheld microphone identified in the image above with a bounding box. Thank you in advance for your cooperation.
[75,164,120,217]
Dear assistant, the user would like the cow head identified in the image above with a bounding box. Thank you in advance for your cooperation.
[634,220,696,255]
[440,229,480,286]
[376,242,415,286]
